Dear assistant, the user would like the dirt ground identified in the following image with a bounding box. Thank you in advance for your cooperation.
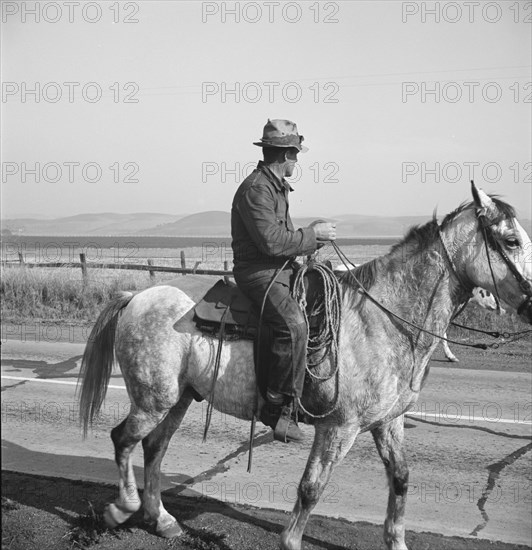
[2,283,531,550]
[2,471,530,550]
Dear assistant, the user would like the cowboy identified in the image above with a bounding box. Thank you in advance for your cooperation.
[231,119,336,442]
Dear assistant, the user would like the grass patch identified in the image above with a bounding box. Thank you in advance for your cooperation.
[0,265,157,323]
[447,304,530,343]
[1,260,530,343]
[64,501,111,549]
[2,497,20,512]
[180,528,231,550]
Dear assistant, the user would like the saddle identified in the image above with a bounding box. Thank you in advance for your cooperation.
[193,279,259,340]
[193,270,327,340]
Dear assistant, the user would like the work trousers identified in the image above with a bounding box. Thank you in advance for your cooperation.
[234,264,308,399]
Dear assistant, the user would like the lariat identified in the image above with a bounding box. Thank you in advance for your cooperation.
[291,257,342,418]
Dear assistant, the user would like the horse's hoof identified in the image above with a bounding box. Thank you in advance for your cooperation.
[103,503,131,529]
[280,530,301,550]
[157,520,183,539]
[447,356,458,362]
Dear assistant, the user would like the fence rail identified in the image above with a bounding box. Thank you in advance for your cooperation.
[1,252,233,283]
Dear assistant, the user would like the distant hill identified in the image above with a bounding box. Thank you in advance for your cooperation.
[139,211,230,236]
[2,210,530,237]
[1,213,183,236]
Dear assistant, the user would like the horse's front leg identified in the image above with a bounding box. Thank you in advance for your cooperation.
[441,332,458,362]
[371,415,409,550]
[281,422,359,550]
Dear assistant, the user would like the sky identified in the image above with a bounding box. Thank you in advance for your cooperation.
[1,0,531,222]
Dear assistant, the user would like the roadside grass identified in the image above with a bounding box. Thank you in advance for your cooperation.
[0,265,159,323]
[1,263,530,341]
[447,302,530,342]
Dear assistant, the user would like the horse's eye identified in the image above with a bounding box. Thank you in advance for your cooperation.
[505,238,519,249]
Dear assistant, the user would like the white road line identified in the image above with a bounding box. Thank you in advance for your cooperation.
[405,411,532,426]
[1,375,126,391]
[2,375,531,427]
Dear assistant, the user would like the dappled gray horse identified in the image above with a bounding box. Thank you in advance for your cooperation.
[78,184,532,550]
[333,270,503,362]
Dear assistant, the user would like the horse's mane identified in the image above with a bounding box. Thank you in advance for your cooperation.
[439,196,515,229]
[338,196,515,296]
[337,258,381,293]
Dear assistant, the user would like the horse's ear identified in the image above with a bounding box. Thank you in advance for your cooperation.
[471,180,495,214]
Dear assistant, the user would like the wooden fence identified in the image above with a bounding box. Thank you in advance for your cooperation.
[1,251,233,283]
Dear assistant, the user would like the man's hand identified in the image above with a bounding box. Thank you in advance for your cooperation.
[310,221,337,241]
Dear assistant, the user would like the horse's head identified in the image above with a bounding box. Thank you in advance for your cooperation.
[445,182,531,324]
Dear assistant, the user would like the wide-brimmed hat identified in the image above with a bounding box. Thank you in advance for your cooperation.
[253,119,308,152]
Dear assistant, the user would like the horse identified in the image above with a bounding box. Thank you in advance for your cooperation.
[332,269,504,362]
[78,183,532,550]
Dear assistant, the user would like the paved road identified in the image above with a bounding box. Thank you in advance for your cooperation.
[1,339,531,547]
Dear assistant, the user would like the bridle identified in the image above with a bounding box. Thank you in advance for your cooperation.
[475,207,532,318]
[332,192,532,350]
[439,195,532,320]
[439,201,532,326]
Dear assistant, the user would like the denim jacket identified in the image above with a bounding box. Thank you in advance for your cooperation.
[231,161,317,268]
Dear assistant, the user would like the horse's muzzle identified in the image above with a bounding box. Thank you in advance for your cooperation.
[517,296,532,324]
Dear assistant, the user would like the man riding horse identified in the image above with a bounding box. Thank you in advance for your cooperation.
[231,119,337,442]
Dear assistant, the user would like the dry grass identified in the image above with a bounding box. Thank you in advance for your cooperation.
[0,265,159,322]
[1,245,529,340]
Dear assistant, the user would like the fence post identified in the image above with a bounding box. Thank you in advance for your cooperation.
[224,260,230,284]
[180,250,186,276]
[18,252,24,265]
[80,253,88,284]
[147,259,155,282]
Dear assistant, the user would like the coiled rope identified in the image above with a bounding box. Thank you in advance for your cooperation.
[291,258,342,418]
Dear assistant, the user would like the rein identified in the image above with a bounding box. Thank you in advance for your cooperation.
[331,188,532,350]
[331,242,491,350]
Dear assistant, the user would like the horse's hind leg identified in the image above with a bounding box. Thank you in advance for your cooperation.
[281,422,359,550]
[104,408,168,528]
[372,415,409,550]
[141,389,194,538]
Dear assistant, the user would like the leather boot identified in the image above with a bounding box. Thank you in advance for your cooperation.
[260,401,305,443]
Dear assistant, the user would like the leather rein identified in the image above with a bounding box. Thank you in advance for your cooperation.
[331,202,532,350]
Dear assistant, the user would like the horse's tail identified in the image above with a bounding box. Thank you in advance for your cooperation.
[78,291,135,437]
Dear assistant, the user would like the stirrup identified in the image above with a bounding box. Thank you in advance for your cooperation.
[273,405,305,443]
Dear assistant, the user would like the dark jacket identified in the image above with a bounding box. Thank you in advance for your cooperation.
[231,161,318,268]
